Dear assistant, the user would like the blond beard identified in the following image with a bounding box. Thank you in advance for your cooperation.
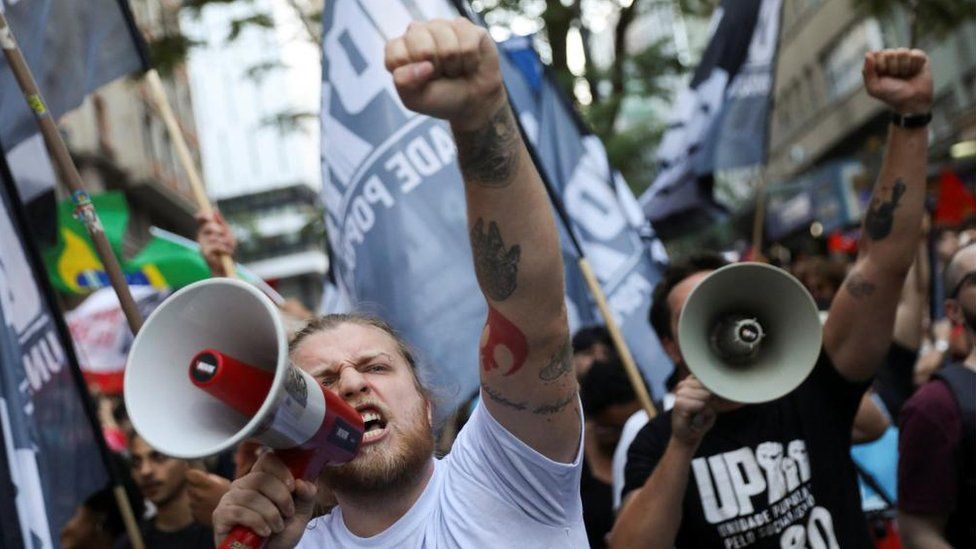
[321,406,434,495]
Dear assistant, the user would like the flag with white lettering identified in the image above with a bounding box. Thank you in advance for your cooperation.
[0,150,109,548]
[639,0,781,229]
[498,36,673,393]
[322,1,676,406]
[321,0,483,410]
[0,0,148,151]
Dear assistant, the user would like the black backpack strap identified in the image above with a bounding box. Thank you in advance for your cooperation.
[931,363,976,497]
[932,363,976,440]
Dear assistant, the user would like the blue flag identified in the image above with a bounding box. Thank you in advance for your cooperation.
[0,0,148,151]
[640,0,782,227]
[321,1,673,410]
[499,36,673,395]
[321,0,482,412]
[0,152,109,547]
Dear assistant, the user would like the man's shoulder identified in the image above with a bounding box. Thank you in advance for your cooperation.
[903,377,960,423]
[628,412,672,455]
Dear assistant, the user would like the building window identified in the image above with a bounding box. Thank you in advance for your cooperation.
[822,19,884,102]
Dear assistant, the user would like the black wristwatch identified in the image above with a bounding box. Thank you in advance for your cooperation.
[891,111,932,129]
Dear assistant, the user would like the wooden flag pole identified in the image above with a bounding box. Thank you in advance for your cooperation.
[143,69,236,278]
[0,12,146,549]
[577,258,658,419]
[750,169,770,262]
[0,13,143,334]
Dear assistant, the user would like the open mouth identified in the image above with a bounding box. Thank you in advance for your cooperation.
[358,406,389,444]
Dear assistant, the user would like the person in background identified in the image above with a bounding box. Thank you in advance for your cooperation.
[580,359,644,547]
[195,210,236,278]
[610,252,728,514]
[572,325,614,378]
[611,48,932,548]
[898,242,976,549]
[61,484,143,549]
[116,433,212,548]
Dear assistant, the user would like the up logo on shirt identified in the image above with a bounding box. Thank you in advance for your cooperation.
[691,440,839,548]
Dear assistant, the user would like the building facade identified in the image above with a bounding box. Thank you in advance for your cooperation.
[57,0,203,257]
[181,0,327,308]
[765,0,975,242]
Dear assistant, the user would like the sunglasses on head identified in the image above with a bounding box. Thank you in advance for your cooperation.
[950,271,976,299]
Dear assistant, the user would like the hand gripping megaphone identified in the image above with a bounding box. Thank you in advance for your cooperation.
[677,262,823,403]
[124,278,364,549]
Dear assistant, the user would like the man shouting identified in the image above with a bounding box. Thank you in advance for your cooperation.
[212,17,586,548]
[610,48,933,549]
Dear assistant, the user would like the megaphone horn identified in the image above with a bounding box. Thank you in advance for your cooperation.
[677,262,822,403]
[124,278,365,549]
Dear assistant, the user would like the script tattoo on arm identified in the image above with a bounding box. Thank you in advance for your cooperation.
[538,341,573,382]
[481,384,576,416]
[481,384,527,411]
[471,218,520,301]
[845,272,876,299]
[531,391,576,415]
[864,179,906,241]
[455,104,520,187]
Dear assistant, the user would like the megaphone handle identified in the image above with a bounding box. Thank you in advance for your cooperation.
[218,448,327,549]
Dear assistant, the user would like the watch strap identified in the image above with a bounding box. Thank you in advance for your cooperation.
[891,111,932,128]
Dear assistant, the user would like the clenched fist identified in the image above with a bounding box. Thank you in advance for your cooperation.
[385,18,506,131]
[863,48,933,114]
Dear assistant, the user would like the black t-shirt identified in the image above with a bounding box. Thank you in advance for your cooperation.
[873,341,918,418]
[580,457,614,548]
[114,519,213,549]
[622,350,872,548]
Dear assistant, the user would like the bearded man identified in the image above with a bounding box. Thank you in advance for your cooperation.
[212,17,585,548]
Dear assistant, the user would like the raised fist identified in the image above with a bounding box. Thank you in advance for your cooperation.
[385,18,506,130]
[863,48,933,114]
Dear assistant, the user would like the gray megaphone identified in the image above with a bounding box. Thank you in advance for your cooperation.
[677,262,822,403]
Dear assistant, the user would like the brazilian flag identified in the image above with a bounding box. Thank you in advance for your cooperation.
[43,192,213,294]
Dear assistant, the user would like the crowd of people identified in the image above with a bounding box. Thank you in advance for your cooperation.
[58,17,974,549]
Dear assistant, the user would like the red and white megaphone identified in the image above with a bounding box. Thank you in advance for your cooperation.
[124,278,364,549]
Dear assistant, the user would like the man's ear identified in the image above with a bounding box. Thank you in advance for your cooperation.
[662,336,682,365]
[945,299,962,326]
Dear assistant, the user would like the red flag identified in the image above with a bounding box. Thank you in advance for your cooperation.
[933,169,976,226]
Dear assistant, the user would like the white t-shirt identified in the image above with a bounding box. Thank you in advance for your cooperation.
[297,400,587,548]
[611,393,674,511]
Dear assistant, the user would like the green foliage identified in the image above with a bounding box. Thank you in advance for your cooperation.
[852,0,975,42]
[147,34,201,77]
[475,0,699,195]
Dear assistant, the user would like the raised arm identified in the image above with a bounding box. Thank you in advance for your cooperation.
[386,18,578,462]
[824,49,933,382]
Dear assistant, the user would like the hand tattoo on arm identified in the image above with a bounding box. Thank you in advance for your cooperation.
[455,104,520,187]
[864,179,906,241]
[471,218,520,301]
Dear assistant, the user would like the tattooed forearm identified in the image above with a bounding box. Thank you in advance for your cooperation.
[455,104,520,187]
[471,218,520,301]
[532,390,577,415]
[538,341,573,382]
[481,384,527,411]
[864,179,906,240]
[845,272,876,299]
